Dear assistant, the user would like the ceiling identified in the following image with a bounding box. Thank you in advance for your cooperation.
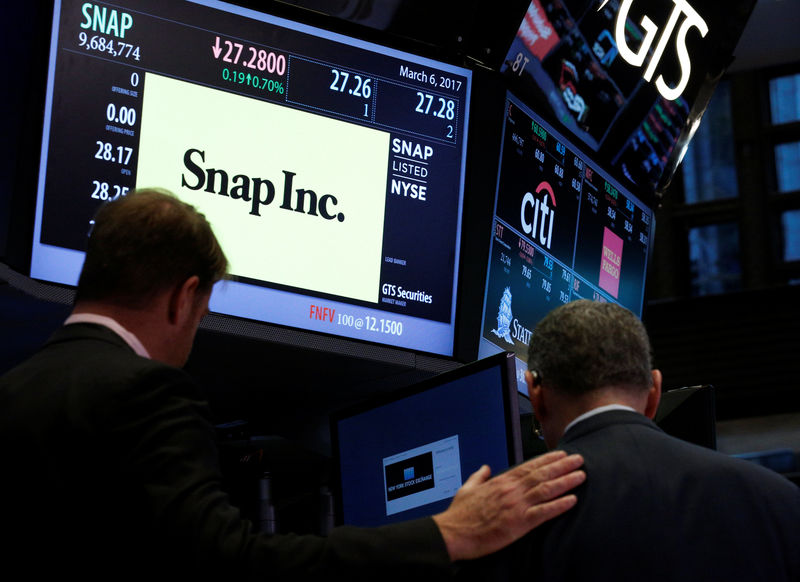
[728,0,800,72]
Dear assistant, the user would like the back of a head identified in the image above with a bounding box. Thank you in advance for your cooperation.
[75,188,228,307]
[527,300,653,395]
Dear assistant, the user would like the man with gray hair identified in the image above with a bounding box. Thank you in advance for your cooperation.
[460,299,799,581]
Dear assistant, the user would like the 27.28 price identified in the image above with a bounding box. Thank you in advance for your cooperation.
[414,92,455,120]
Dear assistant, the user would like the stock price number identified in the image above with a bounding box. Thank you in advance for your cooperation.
[330,69,372,117]
[106,103,136,126]
[330,69,372,98]
[212,37,286,74]
[91,181,129,201]
[95,141,133,165]
[522,265,532,280]
[364,316,403,336]
[415,92,455,120]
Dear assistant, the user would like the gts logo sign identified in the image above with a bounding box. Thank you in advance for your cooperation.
[598,0,708,101]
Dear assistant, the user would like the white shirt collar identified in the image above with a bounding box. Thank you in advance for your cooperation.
[563,403,637,435]
[64,313,151,359]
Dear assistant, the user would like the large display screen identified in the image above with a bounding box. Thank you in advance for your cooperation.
[501,0,756,195]
[30,0,472,356]
[331,351,521,527]
[479,92,653,393]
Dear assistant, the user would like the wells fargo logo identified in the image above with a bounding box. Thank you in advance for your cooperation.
[598,0,709,101]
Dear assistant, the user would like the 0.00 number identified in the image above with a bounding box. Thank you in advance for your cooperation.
[106,103,136,126]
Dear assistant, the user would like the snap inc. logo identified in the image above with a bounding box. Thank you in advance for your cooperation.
[597,0,709,101]
[181,148,345,222]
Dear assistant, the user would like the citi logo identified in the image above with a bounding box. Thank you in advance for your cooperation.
[521,181,556,250]
[597,0,709,101]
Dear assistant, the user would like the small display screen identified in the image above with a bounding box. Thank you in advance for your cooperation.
[30,0,472,355]
[479,92,653,393]
[331,352,521,527]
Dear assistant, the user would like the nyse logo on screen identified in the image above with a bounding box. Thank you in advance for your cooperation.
[598,0,709,101]
[521,181,556,250]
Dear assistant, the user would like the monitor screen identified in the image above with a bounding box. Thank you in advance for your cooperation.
[500,0,756,195]
[28,0,472,356]
[330,351,522,527]
[479,91,654,393]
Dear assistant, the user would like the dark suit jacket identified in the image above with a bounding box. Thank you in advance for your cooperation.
[0,324,451,581]
[459,409,800,581]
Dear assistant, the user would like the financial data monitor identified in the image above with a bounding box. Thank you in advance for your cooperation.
[479,92,654,393]
[27,0,472,356]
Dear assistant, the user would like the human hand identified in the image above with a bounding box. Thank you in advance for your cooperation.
[432,450,585,561]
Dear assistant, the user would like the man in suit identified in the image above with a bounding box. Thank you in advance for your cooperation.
[460,299,799,581]
[0,188,585,581]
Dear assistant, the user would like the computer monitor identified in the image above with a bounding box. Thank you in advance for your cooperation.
[330,351,522,527]
[478,91,655,393]
[22,0,472,357]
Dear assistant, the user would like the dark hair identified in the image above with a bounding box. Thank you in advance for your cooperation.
[527,300,653,395]
[75,188,228,307]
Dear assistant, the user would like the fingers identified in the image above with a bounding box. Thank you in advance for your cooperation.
[523,493,579,529]
[515,451,585,489]
[461,464,492,490]
[525,466,586,506]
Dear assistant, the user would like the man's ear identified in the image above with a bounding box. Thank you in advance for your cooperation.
[167,276,200,325]
[525,370,546,421]
[643,369,663,419]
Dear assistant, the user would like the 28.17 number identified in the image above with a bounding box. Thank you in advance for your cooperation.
[95,141,133,165]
